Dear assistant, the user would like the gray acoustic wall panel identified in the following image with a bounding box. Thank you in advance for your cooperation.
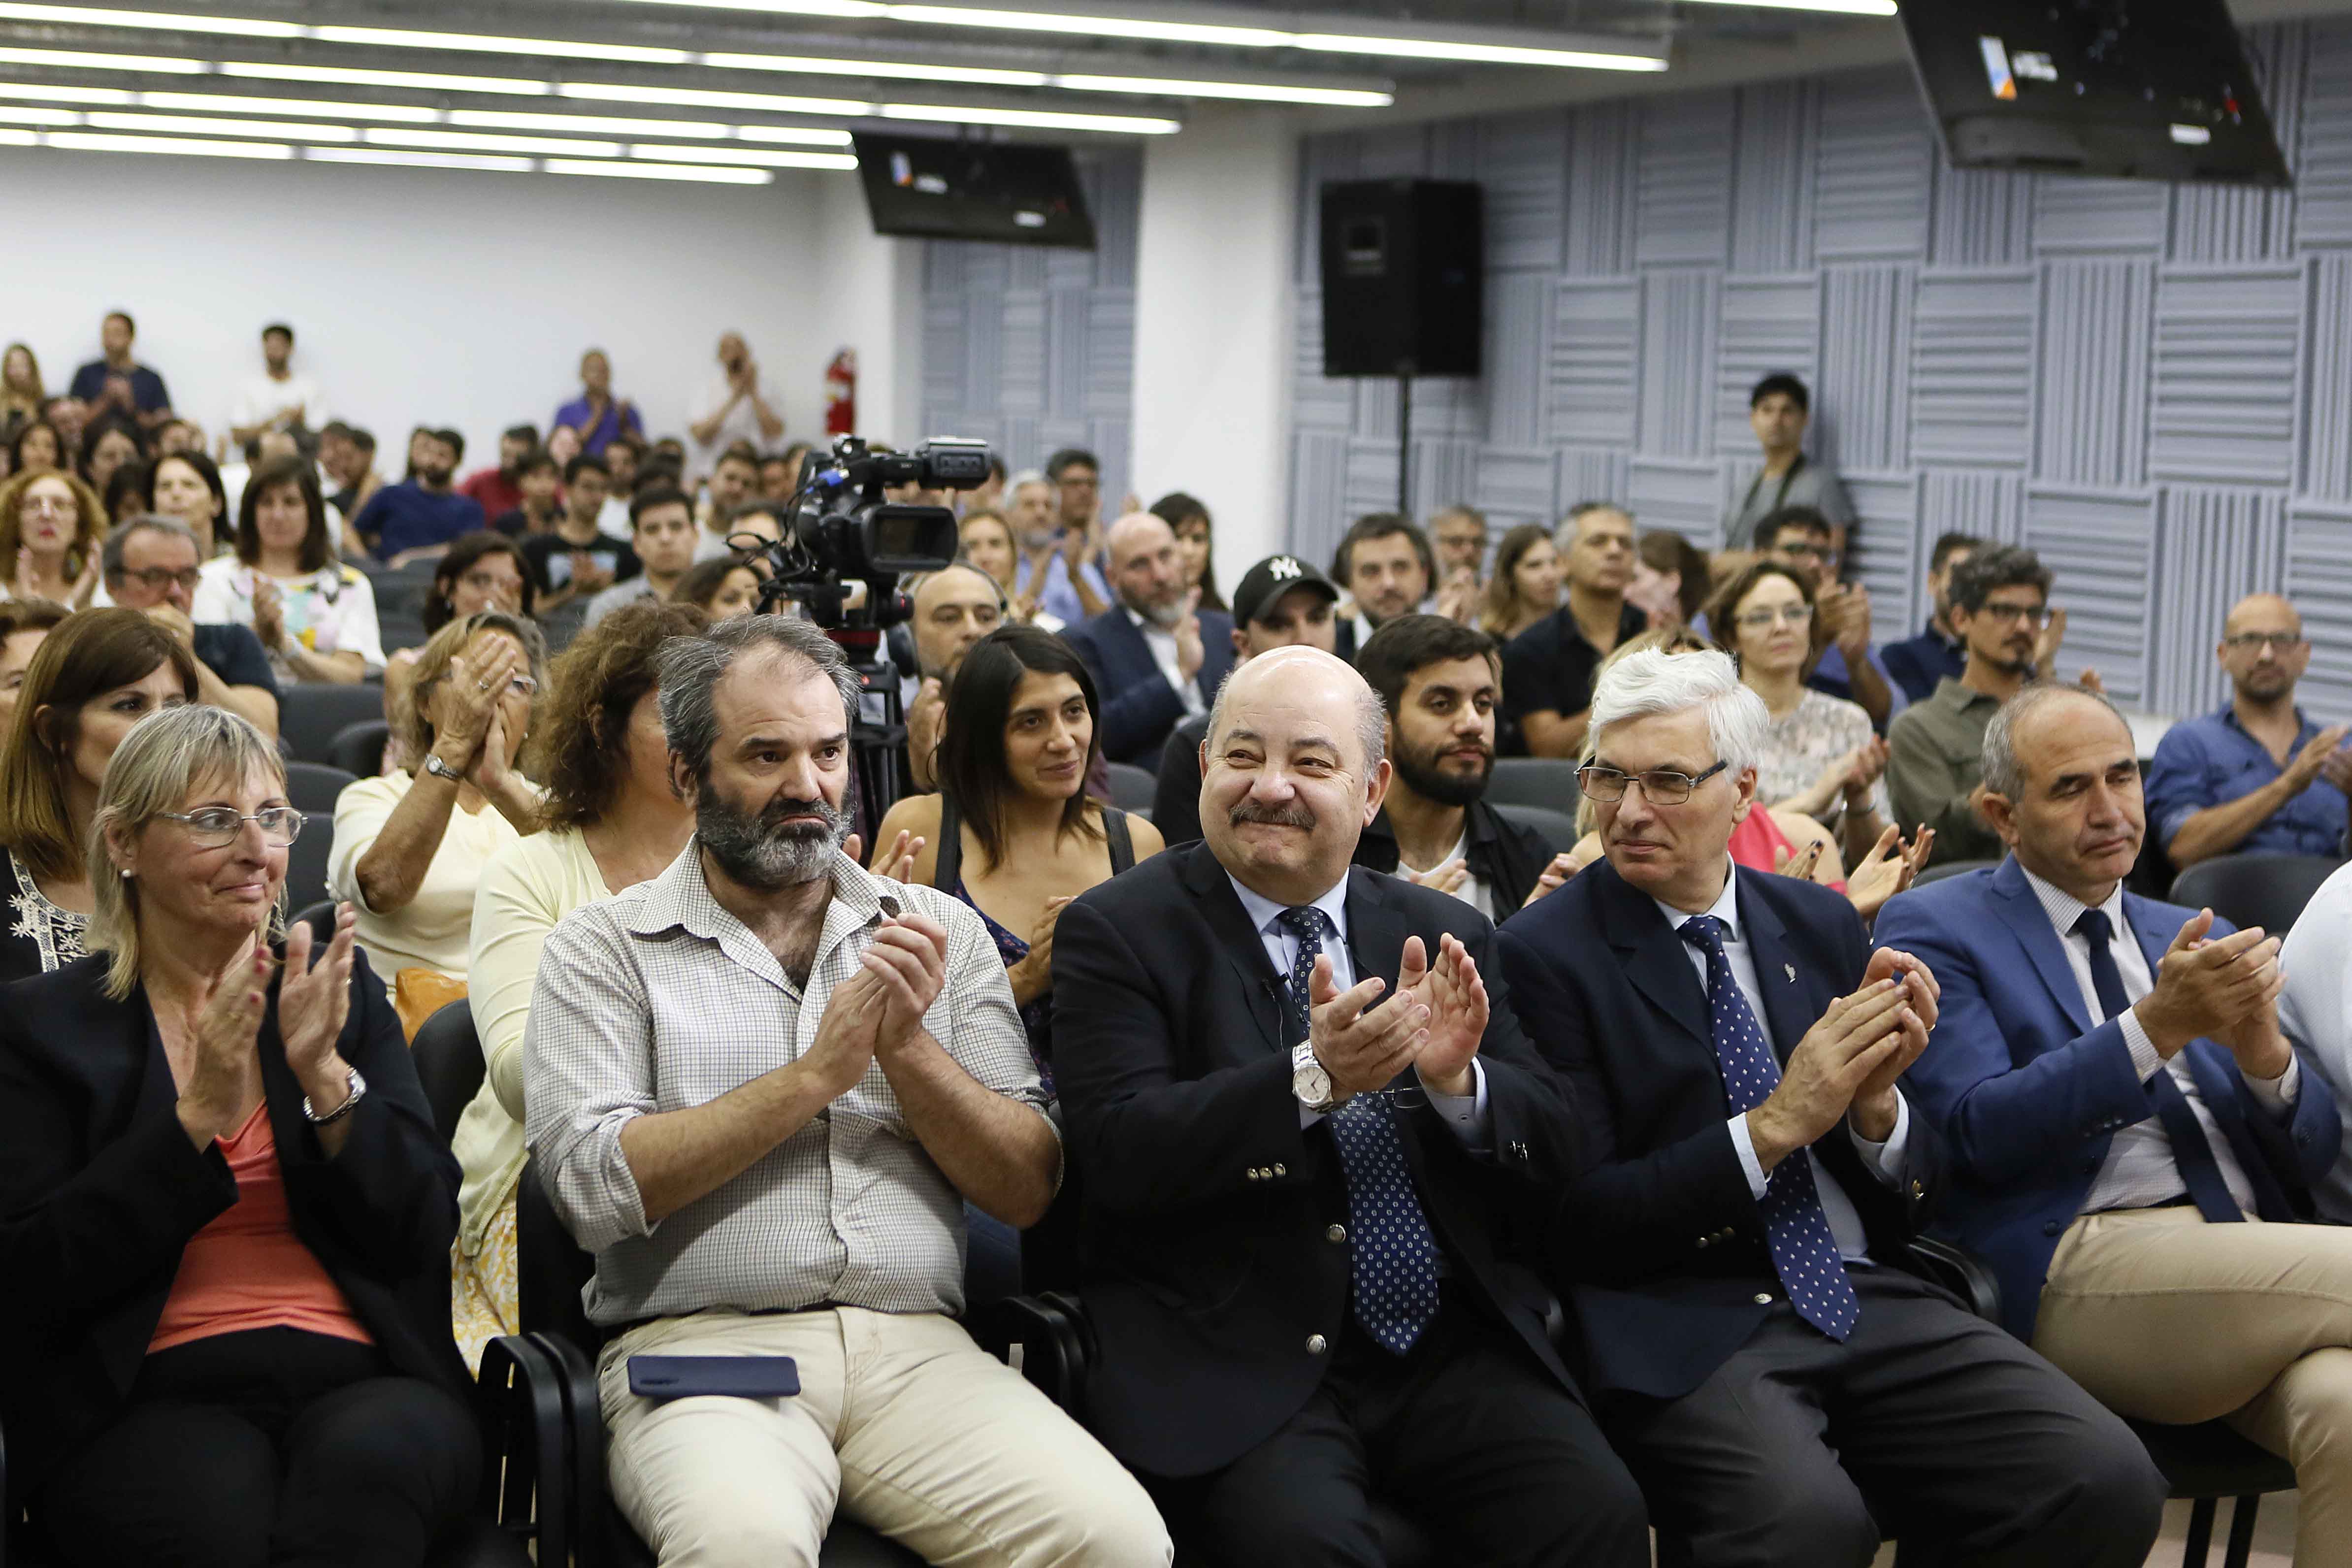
[1285,25,2352,717]
[919,147,1141,510]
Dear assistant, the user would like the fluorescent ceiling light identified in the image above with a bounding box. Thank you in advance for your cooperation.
[0,2,296,36]
[0,103,73,123]
[450,108,730,136]
[880,102,1178,133]
[559,82,862,115]
[0,81,134,102]
[142,90,442,122]
[627,142,855,168]
[733,125,855,146]
[220,62,552,95]
[1054,73,1388,106]
[1674,0,1893,11]
[364,126,621,156]
[1294,33,1665,69]
[545,157,770,184]
[311,26,691,66]
[88,108,356,139]
[887,5,1285,46]
[0,126,32,143]
[703,51,1045,86]
[0,43,203,71]
[306,146,531,171]
[46,128,291,157]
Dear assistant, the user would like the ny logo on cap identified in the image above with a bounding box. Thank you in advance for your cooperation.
[1270,557,1303,580]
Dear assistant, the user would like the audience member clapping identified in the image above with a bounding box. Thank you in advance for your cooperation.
[0,607,196,981]
[449,599,707,1369]
[194,455,384,685]
[957,507,1040,623]
[1476,522,1562,643]
[553,347,642,455]
[0,594,69,726]
[1064,511,1234,766]
[674,555,760,620]
[382,532,535,744]
[1152,490,1225,613]
[1,468,105,606]
[102,516,280,738]
[8,417,64,477]
[0,703,486,1568]
[329,610,545,989]
[152,449,228,558]
[1430,502,1490,623]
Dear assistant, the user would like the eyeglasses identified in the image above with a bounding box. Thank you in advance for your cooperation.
[118,567,202,592]
[1576,759,1730,806]
[21,495,77,517]
[159,805,304,848]
[1975,602,2051,627]
[1735,604,1814,631]
[2224,632,2306,652]
[458,569,523,596]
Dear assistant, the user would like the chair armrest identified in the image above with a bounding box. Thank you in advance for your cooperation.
[524,1332,614,1568]
[478,1334,577,1568]
[968,1293,1091,1421]
[1907,1236,2002,1324]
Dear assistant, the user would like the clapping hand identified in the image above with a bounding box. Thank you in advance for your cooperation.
[1403,858,1469,896]
[1173,590,1205,683]
[176,944,272,1147]
[1850,947,1938,1135]
[1307,958,1426,1103]
[850,830,926,885]
[1522,852,1578,907]
[859,912,951,1053]
[1844,824,1935,925]
[1399,933,1488,1098]
[279,904,358,1096]
[1843,735,1890,799]
[1773,838,1829,883]
[1003,895,1073,1006]
[252,576,287,653]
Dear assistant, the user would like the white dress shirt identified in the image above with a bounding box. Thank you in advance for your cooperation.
[2281,860,2352,1222]
[2019,869,2295,1218]
[1126,606,1206,717]
[1225,871,1487,1140]
[1654,868,1909,1263]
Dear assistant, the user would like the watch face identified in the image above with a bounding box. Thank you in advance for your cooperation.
[1294,1058,1331,1103]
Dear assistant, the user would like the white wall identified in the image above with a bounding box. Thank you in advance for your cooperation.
[1130,106,1299,592]
[0,148,869,474]
[808,167,925,455]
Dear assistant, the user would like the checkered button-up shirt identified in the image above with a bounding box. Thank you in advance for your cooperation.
[524,843,1052,1327]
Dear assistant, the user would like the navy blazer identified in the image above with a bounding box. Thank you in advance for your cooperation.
[1062,603,1235,766]
[0,949,467,1503]
[1873,857,2344,1342]
[1050,842,1586,1478]
[1494,859,1947,1402]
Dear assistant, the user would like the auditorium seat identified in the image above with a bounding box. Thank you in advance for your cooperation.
[280,683,391,767]
[411,999,486,1147]
[325,719,391,777]
[1493,801,1580,857]
[1486,757,1579,814]
[282,762,356,912]
[1103,760,1157,812]
[2169,852,2344,938]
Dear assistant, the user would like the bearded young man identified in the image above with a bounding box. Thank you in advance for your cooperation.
[524,613,1170,1568]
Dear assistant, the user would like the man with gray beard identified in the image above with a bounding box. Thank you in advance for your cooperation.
[1063,511,1236,765]
[525,614,1171,1568]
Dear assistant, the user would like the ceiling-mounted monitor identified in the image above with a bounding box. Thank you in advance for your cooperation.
[1898,0,2289,186]
[850,132,1096,249]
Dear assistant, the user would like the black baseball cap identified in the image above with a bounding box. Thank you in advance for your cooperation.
[1231,553,1340,627]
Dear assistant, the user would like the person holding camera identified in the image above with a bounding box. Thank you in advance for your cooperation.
[687,331,784,480]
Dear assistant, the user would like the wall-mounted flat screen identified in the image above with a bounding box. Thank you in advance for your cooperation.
[851,133,1096,248]
[1899,0,2289,186]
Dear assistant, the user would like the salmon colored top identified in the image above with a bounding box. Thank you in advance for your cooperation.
[148,1099,374,1355]
[1728,808,1847,895]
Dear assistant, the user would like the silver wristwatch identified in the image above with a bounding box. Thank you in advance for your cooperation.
[303,1066,367,1126]
[422,751,460,782]
[1292,1042,1338,1113]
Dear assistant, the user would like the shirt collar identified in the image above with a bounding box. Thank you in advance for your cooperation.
[1934,676,2001,713]
[1229,869,1351,946]
[626,838,883,943]
[2021,864,2127,945]
[2217,701,2316,745]
[1650,860,1741,944]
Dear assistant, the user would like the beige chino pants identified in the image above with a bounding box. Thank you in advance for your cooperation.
[2034,1208,2352,1567]
[597,1306,1173,1568]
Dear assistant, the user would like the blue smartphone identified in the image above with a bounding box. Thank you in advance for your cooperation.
[627,1355,800,1401]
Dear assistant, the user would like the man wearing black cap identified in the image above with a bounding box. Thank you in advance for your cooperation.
[1152,553,1340,843]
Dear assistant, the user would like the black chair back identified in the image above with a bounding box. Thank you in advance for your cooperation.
[285,760,359,815]
[1486,757,1579,813]
[280,684,389,766]
[1103,761,1157,812]
[325,719,391,778]
[516,1158,603,1351]
[1491,802,1581,857]
[288,900,337,949]
[282,800,340,913]
[411,999,487,1147]
[2170,853,2345,937]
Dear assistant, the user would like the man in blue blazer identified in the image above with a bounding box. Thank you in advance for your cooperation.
[1876,682,2352,1566]
[1061,512,1234,766]
[1498,648,2162,1567]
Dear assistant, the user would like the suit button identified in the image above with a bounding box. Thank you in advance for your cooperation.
[1696,1237,1711,1249]
[2043,1221,2062,1236]
[1246,1168,1262,1181]
[1306,1334,1328,1355]
[1752,1293,1774,1306]
[1909,1180,1924,1199]
[1326,1224,1347,1244]
[1274,1163,1287,1176]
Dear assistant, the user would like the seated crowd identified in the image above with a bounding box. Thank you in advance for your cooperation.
[10,325,2352,1568]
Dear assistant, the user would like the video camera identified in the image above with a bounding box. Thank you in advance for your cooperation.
[741,434,991,630]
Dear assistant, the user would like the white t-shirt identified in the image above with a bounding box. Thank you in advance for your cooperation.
[688,374,784,474]
[229,371,327,434]
[192,554,386,678]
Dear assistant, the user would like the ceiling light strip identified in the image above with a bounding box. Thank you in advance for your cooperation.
[1674,0,1894,13]
[626,142,855,168]
[2,129,782,183]
[544,157,769,184]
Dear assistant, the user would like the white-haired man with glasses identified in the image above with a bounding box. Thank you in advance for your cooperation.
[1494,647,2164,1568]
[2147,592,2352,869]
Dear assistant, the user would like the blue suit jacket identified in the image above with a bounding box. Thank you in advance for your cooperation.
[1495,858,1947,1401]
[1063,604,1235,766]
[1873,856,2343,1342]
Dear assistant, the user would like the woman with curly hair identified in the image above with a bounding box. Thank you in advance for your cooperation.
[446,597,706,1367]
[0,468,107,607]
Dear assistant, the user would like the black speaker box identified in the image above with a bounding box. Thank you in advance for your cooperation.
[1318,179,1483,379]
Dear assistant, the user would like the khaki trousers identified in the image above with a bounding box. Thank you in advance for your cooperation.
[598,1306,1172,1568]
[2033,1208,2352,1568]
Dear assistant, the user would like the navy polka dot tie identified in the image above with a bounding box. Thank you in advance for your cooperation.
[1680,915,1858,1342]
[1278,905,1442,1356]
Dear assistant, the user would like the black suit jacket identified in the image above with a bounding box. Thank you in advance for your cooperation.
[1063,604,1236,766]
[1493,860,1947,1403]
[1050,842,1588,1478]
[0,950,467,1502]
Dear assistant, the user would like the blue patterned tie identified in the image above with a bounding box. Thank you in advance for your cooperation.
[1276,905,1443,1356]
[1679,915,1859,1342]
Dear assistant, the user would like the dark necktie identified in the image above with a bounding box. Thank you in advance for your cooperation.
[1680,915,1859,1341]
[2073,909,2243,1224]
[1276,905,1442,1355]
